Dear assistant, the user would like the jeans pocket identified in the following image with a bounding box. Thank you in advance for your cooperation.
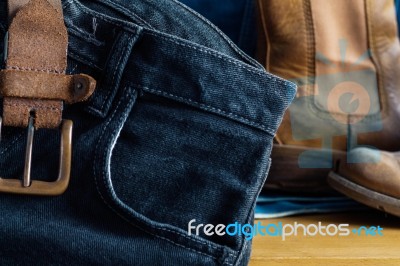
[93,85,273,263]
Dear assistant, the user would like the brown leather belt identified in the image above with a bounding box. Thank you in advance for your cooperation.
[0,0,96,195]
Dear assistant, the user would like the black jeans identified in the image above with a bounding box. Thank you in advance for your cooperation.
[0,0,295,265]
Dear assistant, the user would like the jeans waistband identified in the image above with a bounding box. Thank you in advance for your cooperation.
[63,0,296,135]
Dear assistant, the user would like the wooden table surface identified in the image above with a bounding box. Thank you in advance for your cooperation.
[249,210,400,266]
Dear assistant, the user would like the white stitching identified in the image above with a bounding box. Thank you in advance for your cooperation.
[0,132,24,156]
[100,40,124,111]
[66,0,135,31]
[69,52,102,70]
[89,0,155,30]
[6,66,65,74]
[66,0,294,90]
[144,30,292,87]
[93,87,232,262]
[137,85,276,136]
[93,89,220,260]
[171,0,257,67]
[66,22,105,47]
[3,102,61,111]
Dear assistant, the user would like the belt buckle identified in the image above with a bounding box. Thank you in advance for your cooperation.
[0,116,72,196]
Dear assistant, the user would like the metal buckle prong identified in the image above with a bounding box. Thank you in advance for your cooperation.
[23,115,34,187]
[0,119,72,196]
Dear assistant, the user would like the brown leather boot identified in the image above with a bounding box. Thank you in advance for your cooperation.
[257,0,400,193]
[328,148,400,217]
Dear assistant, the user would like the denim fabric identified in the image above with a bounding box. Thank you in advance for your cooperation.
[255,193,367,219]
[0,0,295,265]
[178,0,257,57]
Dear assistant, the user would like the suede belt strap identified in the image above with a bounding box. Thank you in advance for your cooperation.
[1,0,96,128]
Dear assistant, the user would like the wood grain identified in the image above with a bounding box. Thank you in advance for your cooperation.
[249,210,400,266]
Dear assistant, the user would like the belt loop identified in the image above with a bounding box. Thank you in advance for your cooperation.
[86,29,143,117]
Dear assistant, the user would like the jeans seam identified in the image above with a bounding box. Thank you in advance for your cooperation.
[99,35,134,111]
[234,239,248,266]
[171,0,259,68]
[69,51,102,70]
[84,0,256,69]
[0,132,24,156]
[87,0,155,30]
[138,85,276,136]
[224,252,234,266]
[65,20,106,47]
[94,90,222,262]
[65,0,138,33]
[144,30,292,87]
[93,87,233,264]
[235,158,271,266]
